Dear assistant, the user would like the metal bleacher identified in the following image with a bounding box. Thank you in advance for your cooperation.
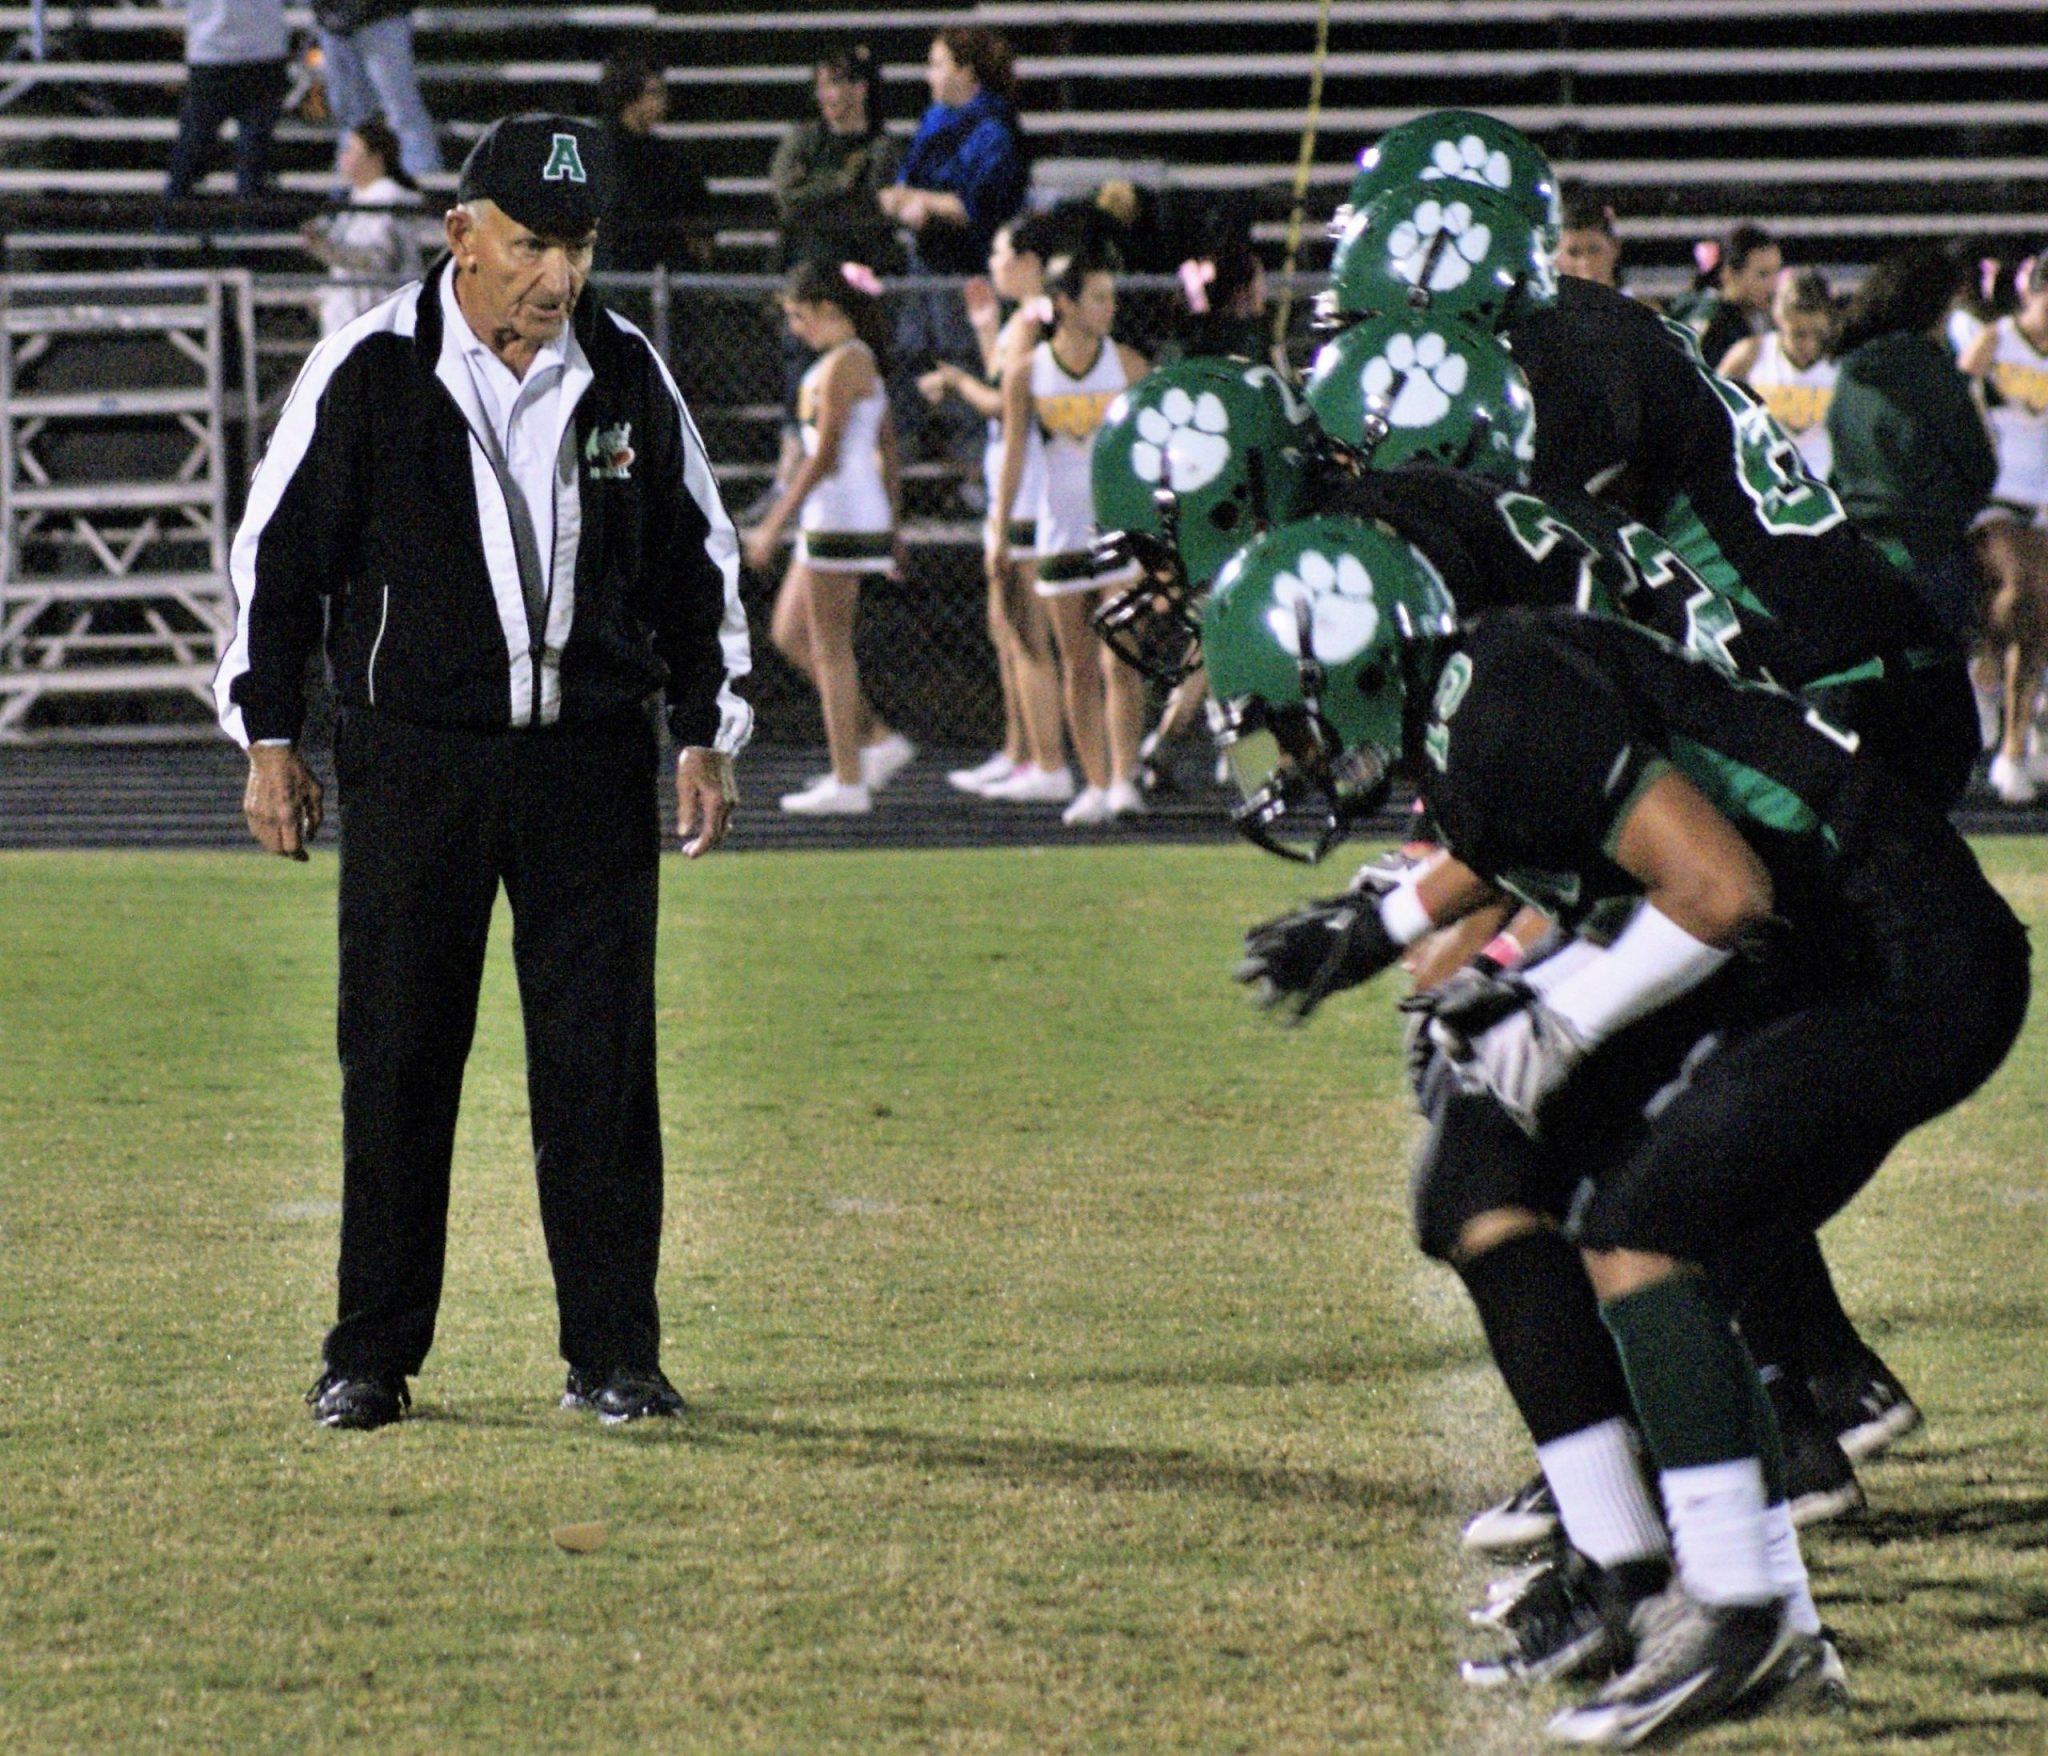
[0,1,2045,741]
[0,2,2045,272]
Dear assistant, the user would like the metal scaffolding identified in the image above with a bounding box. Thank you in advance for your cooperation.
[0,269,255,739]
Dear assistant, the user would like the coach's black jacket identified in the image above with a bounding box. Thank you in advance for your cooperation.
[215,257,751,751]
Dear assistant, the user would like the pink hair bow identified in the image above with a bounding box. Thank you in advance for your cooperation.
[1692,239,1721,275]
[1178,257,1217,314]
[841,261,883,297]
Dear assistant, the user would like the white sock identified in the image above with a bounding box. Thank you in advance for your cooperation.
[1660,1459,1775,1606]
[1762,1500,1822,1633]
[1538,1418,1670,1568]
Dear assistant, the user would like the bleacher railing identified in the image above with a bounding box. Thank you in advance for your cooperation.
[0,266,1322,746]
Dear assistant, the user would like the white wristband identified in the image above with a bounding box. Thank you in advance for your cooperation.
[1542,904,1732,1048]
[1377,877,1435,948]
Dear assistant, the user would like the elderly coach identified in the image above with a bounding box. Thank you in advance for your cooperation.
[213,113,752,1431]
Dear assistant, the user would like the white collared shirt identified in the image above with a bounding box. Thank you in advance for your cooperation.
[443,269,573,573]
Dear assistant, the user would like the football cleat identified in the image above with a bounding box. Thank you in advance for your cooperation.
[1782,1421,1866,1527]
[1462,1470,1561,1553]
[1811,1357,1923,1462]
[1461,1548,1668,1690]
[1545,1591,1796,1748]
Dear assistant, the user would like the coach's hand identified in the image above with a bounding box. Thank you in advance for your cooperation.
[676,746,737,859]
[243,743,323,861]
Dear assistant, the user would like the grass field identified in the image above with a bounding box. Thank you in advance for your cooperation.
[3,841,2045,1754]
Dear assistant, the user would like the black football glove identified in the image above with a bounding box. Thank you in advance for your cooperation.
[1235,893,1403,1025]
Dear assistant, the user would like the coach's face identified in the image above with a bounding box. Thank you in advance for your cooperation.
[447,198,594,370]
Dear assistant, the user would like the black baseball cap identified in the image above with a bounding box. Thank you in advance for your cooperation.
[456,114,610,238]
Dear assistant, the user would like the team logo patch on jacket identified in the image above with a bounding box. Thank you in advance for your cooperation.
[585,422,634,479]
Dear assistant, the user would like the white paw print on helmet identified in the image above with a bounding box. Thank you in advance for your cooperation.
[1131,387,1232,493]
[1385,199,1491,293]
[1420,133,1513,194]
[1266,548,1381,663]
[1357,330,1469,430]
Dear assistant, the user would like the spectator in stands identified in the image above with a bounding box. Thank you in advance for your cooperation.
[312,2,441,182]
[1719,268,1838,481]
[593,52,714,275]
[1827,242,1997,648]
[744,261,913,816]
[1671,223,1781,369]
[163,0,290,205]
[761,43,904,519]
[299,115,423,338]
[881,28,1029,470]
[1553,185,1622,291]
[771,43,904,273]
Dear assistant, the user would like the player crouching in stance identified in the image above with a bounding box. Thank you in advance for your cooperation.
[1202,518,2028,1746]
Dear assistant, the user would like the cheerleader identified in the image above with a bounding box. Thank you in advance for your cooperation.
[990,246,1150,825]
[744,260,913,814]
[1961,252,2048,801]
[1720,268,1838,483]
[916,212,1071,800]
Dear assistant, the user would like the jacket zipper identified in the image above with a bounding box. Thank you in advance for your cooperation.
[367,580,391,706]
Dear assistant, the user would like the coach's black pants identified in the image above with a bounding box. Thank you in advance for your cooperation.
[327,708,665,1380]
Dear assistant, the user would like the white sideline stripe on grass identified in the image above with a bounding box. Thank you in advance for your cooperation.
[827,1197,902,1216]
[267,1199,341,1221]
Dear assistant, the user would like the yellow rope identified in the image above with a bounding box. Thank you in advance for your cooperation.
[1271,0,1336,357]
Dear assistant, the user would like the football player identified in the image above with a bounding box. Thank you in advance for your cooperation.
[1203,515,2027,1747]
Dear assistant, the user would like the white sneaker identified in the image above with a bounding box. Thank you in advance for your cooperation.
[1104,778,1147,818]
[984,764,1077,804]
[947,751,1016,794]
[859,732,916,791]
[779,775,872,815]
[1060,784,1113,826]
[1989,752,2037,805]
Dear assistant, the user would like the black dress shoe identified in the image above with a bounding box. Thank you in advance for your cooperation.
[306,1369,410,1430]
[562,1366,686,1425]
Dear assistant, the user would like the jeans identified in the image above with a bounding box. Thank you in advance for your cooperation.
[164,60,287,200]
[319,15,442,178]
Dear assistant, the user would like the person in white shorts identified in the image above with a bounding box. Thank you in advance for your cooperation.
[990,245,1150,824]
[917,212,1071,801]
[744,260,914,814]
[1721,268,1838,484]
[1960,252,2048,802]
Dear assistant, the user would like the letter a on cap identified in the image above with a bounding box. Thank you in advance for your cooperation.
[543,132,588,183]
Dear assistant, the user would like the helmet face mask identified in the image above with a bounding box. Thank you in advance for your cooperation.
[1200,517,1458,862]
[1211,688,1396,865]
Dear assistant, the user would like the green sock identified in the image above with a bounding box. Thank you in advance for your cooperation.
[1740,1339,1789,1505]
[1599,1273,1760,1473]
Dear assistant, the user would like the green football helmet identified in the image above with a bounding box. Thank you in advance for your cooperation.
[1341,109,1562,247]
[1201,515,1458,862]
[1304,315,1536,486]
[1324,181,1556,333]
[1090,359,1323,683]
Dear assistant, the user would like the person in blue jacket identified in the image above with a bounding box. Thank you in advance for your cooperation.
[880,27,1030,469]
